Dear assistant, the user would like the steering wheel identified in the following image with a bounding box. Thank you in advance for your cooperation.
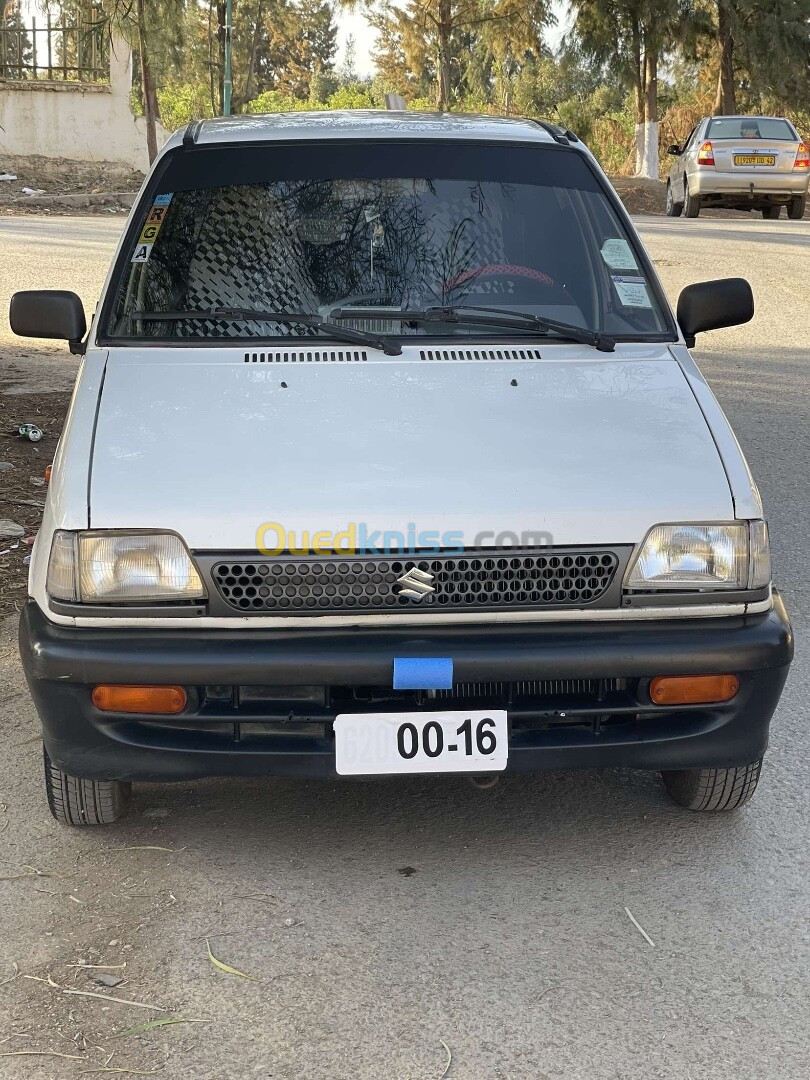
[445,263,556,296]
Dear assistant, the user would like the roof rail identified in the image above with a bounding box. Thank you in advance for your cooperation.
[529,119,580,145]
[182,119,204,148]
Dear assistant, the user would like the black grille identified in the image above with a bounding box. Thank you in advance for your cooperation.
[436,678,624,700]
[244,349,367,363]
[419,347,544,362]
[211,549,619,614]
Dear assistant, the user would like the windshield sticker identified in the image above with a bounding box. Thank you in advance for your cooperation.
[612,275,652,308]
[131,193,173,262]
[601,238,638,270]
[131,242,153,263]
[145,203,170,227]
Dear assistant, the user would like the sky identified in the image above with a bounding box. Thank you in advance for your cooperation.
[336,0,571,80]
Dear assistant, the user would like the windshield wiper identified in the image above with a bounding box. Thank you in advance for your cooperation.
[130,308,402,356]
[329,304,616,353]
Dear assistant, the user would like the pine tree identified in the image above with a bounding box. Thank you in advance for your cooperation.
[0,9,33,79]
[701,0,810,115]
[367,0,551,110]
[274,0,338,98]
[570,0,689,178]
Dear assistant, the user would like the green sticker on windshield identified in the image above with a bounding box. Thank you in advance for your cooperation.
[601,238,638,270]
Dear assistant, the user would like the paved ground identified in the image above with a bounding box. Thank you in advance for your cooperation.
[0,213,808,1079]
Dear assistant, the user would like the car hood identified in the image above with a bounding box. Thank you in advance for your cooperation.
[89,345,733,549]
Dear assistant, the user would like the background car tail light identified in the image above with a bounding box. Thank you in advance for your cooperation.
[697,142,715,166]
[649,674,739,705]
[92,685,187,714]
[794,143,809,169]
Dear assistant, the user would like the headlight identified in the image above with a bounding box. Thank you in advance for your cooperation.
[625,521,771,591]
[47,531,206,603]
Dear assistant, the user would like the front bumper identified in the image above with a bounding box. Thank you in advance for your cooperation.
[19,596,793,782]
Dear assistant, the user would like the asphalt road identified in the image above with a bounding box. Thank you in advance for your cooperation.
[0,213,808,1079]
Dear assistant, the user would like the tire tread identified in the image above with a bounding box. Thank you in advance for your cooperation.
[44,748,130,825]
[662,760,762,811]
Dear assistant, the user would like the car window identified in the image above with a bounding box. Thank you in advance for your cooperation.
[706,117,796,141]
[683,125,699,150]
[105,141,670,343]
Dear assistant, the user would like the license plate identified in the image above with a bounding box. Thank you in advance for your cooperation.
[734,154,775,166]
[334,710,508,776]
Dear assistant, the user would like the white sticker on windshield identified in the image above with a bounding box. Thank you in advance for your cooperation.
[601,238,638,270]
[131,242,153,263]
[612,275,652,308]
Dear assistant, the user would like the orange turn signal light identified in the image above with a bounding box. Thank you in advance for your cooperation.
[44,465,52,484]
[650,674,739,706]
[91,685,187,714]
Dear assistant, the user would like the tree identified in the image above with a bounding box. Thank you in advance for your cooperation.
[0,7,33,79]
[274,0,338,99]
[570,0,690,178]
[366,0,551,111]
[60,0,186,162]
[713,0,736,112]
[704,0,810,115]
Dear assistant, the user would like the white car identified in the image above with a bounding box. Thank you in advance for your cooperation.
[666,114,809,219]
[11,111,793,823]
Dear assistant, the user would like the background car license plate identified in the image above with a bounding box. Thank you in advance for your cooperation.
[734,154,775,166]
[334,710,508,776]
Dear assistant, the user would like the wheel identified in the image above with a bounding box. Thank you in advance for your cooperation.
[44,746,131,825]
[762,205,781,219]
[787,196,806,220]
[661,759,762,811]
[683,182,700,218]
[665,181,683,217]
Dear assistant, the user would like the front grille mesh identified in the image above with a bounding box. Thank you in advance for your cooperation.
[436,678,625,700]
[212,549,619,614]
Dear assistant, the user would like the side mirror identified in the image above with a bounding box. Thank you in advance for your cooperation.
[677,278,754,346]
[9,290,87,354]
[666,144,682,156]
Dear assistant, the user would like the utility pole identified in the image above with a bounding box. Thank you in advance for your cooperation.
[223,0,233,115]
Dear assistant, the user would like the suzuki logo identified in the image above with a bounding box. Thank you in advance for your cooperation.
[395,566,436,600]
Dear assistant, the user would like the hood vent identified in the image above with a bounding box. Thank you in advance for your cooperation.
[419,347,543,362]
[245,349,367,363]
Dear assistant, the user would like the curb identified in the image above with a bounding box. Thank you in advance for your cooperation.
[10,191,136,209]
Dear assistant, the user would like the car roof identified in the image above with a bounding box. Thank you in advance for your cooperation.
[704,114,793,124]
[164,110,574,151]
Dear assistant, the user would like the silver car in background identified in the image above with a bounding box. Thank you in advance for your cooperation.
[666,115,809,219]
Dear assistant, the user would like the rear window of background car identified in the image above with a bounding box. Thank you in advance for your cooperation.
[706,118,797,141]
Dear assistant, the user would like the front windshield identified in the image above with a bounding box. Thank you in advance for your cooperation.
[106,140,670,342]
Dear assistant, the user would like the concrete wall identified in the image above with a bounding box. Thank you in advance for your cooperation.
[0,37,169,172]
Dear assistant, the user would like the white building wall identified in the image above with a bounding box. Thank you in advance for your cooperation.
[0,37,169,172]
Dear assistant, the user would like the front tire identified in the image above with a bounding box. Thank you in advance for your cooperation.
[787,195,806,220]
[661,759,762,811]
[762,205,781,220]
[44,747,131,825]
[665,181,683,217]
[683,182,700,218]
